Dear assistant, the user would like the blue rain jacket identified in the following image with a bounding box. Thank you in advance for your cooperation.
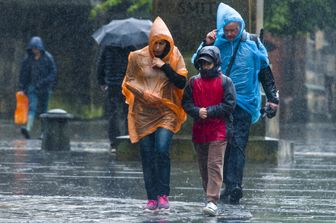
[193,3,269,123]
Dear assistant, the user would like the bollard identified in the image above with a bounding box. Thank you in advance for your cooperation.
[40,109,73,151]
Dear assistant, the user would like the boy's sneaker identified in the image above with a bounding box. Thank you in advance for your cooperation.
[144,200,158,211]
[203,202,218,216]
[157,195,169,210]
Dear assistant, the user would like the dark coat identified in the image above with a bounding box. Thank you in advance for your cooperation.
[19,36,57,93]
[96,46,134,86]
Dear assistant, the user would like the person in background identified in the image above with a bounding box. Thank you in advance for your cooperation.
[183,46,236,216]
[19,36,57,139]
[96,46,134,150]
[122,17,187,211]
[193,3,279,204]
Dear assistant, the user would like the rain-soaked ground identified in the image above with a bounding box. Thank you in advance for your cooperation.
[0,121,336,222]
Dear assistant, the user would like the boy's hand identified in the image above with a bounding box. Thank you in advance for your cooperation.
[199,107,207,119]
[205,29,217,45]
[152,57,165,68]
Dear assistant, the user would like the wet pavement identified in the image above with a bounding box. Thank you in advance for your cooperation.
[0,121,336,222]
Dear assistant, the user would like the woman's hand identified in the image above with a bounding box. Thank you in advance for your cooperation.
[152,57,165,68]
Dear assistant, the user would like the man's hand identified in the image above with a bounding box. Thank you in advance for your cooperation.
[152,57,165,68]
[205,29,217,45]
[261,102,279,119]
[199,107,207,119]
[267,102,279,110]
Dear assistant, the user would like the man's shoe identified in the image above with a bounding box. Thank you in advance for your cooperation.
[220,188,230,203]
[229,187,243,205]
[20,128,30,139]
[157,195,169,210]
[143,200,158,211]
[203,202,218,216]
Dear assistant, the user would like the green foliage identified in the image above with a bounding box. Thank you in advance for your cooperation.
[264,0,336,36]
[127,0,152,13]
[90,0,152,18]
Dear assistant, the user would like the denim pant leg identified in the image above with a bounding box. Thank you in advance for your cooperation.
[224,106,251,192]
[155,128,173,196]
[139,133,157,200]
[26,87,38,131]
[139,128,173,199]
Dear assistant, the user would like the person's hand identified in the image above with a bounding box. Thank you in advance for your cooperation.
[262,102,279,119]
[152,57,165,68]
[267,102,279,110]
[100,85,108,92]
[199,107,207,119]
[205,29,217,45]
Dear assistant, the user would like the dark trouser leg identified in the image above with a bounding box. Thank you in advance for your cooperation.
[105,87,115,145]
[106,85,127,146]
[223,106,251,203]
[139,132,157,200]
[155,128,173,196]
[37,90,51,134]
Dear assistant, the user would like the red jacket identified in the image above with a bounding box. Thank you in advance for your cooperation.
[182,73,236,143]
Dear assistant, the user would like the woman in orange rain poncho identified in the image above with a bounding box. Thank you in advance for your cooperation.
[122,17,188,211]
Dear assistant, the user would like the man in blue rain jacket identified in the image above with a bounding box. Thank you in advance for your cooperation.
[19,36,57,139]
[193,3,279,204]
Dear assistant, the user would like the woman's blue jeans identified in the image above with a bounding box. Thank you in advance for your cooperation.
[139,128,174,200]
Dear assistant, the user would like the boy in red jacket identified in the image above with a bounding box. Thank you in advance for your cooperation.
[182,46,236,216]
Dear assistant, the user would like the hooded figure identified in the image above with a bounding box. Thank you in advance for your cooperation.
[19,37,57,94]
[122,17,187,211]
[192,3,279,205]
[122,17,187,143]
[182,45,236,216]
[18,36,57,139]
[194,46,222,78]
[214,3,270,123]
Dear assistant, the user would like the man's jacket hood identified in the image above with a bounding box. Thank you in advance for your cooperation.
[194,46,221,70]
[216,3,245,44]
[27,36,45,54]
[194,46,222,78]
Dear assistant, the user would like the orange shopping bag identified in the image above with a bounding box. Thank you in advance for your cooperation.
[14,91,29,125]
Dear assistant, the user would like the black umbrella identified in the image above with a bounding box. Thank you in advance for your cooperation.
[92,17,152,49]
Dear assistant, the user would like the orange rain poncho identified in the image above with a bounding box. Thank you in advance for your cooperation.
[122,17,188,143]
